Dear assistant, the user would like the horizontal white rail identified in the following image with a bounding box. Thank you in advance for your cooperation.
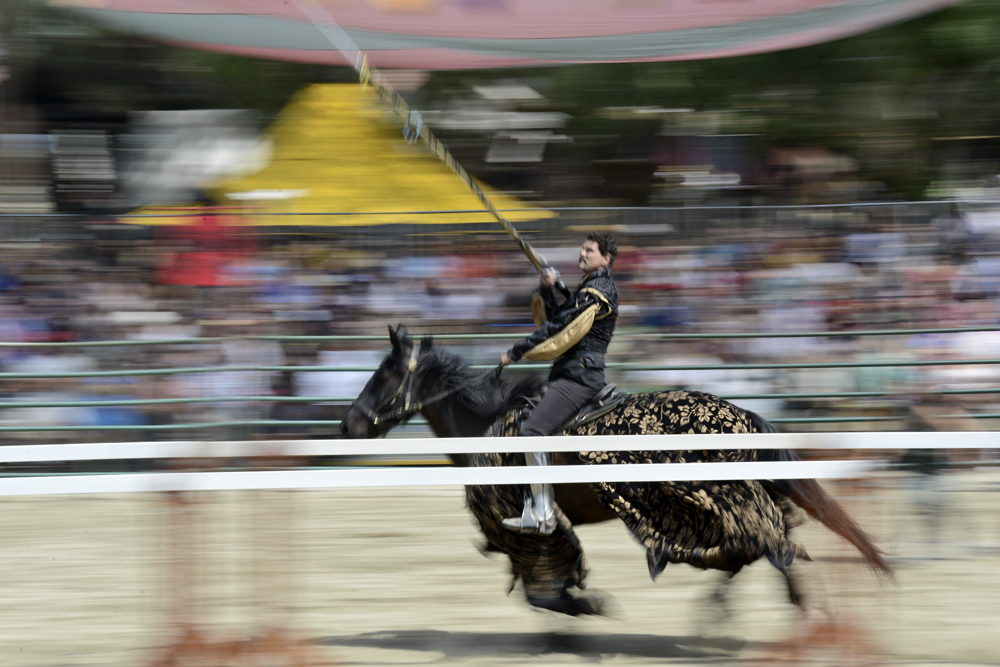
[0,432,994,464]
[0,460,879,497]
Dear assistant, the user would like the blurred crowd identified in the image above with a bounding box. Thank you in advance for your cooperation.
[2,204,1000,445]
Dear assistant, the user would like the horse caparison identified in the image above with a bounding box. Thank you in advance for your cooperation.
[341,325,892,617]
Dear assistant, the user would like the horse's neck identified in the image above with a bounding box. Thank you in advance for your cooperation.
[421,397,495,438]
[418,371,499,467]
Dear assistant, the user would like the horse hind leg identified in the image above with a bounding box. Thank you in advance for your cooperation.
[785,568,806,609]
[764,546,809,610]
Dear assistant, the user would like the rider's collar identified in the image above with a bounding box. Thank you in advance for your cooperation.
[579,267,612,286]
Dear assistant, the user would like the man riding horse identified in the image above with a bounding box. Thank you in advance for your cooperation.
[340,232,891,614]
[498,231,619,535]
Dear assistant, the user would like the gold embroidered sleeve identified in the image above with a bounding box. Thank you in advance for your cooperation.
[509,287,611,362]
[522,303,600,361]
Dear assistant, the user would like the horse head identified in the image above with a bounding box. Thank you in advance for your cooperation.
[340,324,432,439]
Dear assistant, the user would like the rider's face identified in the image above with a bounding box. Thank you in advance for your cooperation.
[578,240,611,274]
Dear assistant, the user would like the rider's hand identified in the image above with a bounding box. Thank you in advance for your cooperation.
[500,351,512,366]
[540,268,559,288]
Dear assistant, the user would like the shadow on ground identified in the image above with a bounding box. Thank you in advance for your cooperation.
[318,629,747,660]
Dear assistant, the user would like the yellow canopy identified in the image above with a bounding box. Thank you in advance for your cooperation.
[198,84,554,227]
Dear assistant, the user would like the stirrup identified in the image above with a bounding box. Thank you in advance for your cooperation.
[501,498,555,536]
[501,516,555,536]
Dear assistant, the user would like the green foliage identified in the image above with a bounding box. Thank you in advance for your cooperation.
[12,0,1000,200]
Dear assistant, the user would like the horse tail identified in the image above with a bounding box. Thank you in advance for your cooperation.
[747,410,894,579]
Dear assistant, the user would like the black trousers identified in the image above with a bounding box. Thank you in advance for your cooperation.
[520,369,606,437]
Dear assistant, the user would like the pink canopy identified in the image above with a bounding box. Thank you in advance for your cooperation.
[52,0,961,69]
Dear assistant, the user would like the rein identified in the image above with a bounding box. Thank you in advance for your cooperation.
[354,348,502,426]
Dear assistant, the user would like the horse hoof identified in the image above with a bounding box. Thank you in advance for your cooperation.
[526,590,606,617]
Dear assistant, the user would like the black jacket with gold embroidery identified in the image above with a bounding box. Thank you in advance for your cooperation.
[507,267,618,364]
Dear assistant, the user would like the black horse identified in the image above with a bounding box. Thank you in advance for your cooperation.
[341,325,891,616]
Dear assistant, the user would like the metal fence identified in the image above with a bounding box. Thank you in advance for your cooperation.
[0,199,984,242]
[0,326,997,435]
[2,202,998,441]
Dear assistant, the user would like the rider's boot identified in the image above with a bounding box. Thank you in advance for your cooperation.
[502,452,555,536]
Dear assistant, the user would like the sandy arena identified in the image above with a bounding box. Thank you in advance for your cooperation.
[1,469,999,666]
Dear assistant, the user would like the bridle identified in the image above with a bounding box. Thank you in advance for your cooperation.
[352,346,501,427]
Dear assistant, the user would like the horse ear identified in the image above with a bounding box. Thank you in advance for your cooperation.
[388,324,411,352]
[419,336,433,356]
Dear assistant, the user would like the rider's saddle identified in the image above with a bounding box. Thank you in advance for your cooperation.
[562,383,627,429]
[518,382,627,431]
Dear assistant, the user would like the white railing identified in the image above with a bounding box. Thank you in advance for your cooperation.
[1,431,993,496]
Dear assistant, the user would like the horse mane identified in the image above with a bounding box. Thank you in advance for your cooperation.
[416,344,543,418]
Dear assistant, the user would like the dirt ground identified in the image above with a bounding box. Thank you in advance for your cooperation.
[1,469,999,667]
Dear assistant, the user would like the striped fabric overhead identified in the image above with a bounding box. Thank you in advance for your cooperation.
[51,0,961,69]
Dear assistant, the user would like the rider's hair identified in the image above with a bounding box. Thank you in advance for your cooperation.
[586,230,618,268]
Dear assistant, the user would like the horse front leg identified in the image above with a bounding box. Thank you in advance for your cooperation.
[692,570,741,638]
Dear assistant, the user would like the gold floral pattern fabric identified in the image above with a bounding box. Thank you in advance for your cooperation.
[464,390,803,609]
[566,390,801,578]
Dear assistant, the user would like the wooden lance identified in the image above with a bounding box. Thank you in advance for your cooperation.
[292,0,572,298]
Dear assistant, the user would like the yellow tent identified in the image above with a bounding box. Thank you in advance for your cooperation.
[195,83,554,227]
